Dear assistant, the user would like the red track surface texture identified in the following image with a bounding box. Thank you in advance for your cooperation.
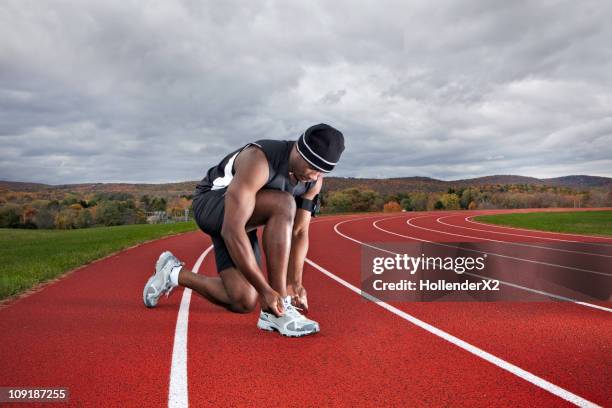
[1,209,611,407]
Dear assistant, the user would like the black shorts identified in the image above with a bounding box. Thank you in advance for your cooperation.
[192,189,262,273]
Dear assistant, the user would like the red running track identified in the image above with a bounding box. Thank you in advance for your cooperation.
[0,209,610,407]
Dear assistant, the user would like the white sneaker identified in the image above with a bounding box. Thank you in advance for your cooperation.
[143,251,183,308]
[257,296,320,337]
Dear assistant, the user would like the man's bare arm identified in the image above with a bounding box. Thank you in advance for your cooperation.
[220,147,283,315]
[287,176,323,311]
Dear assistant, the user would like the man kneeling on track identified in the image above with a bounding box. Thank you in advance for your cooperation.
[143,124,345,337]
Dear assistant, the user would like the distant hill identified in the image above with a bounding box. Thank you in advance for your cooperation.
[450,175,611,188]
[1,174,610,198]
[542,175,612,188]
[0,180,198,197]
[0,181,51,192]
[449,175,544,186]
[321,175,611,195]
[322,177,447,194]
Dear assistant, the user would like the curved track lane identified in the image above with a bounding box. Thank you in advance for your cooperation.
[0,209,609,407]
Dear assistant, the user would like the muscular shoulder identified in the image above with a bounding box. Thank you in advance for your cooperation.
[232,145,269,190]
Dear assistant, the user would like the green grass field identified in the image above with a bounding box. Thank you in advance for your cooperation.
[0,222,198,301]
[474,211,612,236]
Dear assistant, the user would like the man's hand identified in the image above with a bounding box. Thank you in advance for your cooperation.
[260,288,285,317]
[287,283,308,312]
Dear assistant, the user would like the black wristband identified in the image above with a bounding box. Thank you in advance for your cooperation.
[295,194,320,217]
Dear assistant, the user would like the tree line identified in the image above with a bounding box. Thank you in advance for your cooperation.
[321,185,612,213]
[1,183,610,229]
[0,192,191,229]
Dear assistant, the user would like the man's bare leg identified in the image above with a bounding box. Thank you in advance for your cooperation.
[179,190,295,312]
[246,190,296,298]
[177,270,232,307]
[261,202,294,297]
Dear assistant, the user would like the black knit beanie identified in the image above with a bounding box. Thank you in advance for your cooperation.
[296,124,345,172]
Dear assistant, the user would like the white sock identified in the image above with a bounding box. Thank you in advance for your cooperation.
[169,265,182,287]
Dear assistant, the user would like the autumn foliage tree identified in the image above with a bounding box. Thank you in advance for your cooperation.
[383,201,402,212]
[325,188,383,213]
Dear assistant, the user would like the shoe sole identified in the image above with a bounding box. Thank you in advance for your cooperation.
[257,319,319,338]
[143,275,158,308]
[143,251,175,308]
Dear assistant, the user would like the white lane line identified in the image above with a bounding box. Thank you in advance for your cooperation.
[165,215,350,407]
[465,215,612,245]
[166,214,428,407]
[335,216,611,313]
[454,215,611,245]
[166,215,341,407]
[385,216,612,311]
[305,256,602,408]
[404,216,611,277]
[436,216,612,259]
[169,245,214,408]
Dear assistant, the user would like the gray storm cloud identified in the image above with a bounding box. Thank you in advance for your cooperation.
[0,0,611,183]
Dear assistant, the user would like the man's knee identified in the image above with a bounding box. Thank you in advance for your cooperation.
[219,268,259,313]
[248,190,296,230]
[231,288,258,313]
[270,191,296,220]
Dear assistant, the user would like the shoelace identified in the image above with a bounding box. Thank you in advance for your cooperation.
[283,302,305,319]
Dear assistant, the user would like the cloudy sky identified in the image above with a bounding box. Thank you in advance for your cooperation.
[1,0,611,184]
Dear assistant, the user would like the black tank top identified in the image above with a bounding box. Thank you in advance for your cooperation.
[195,139,315,197]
